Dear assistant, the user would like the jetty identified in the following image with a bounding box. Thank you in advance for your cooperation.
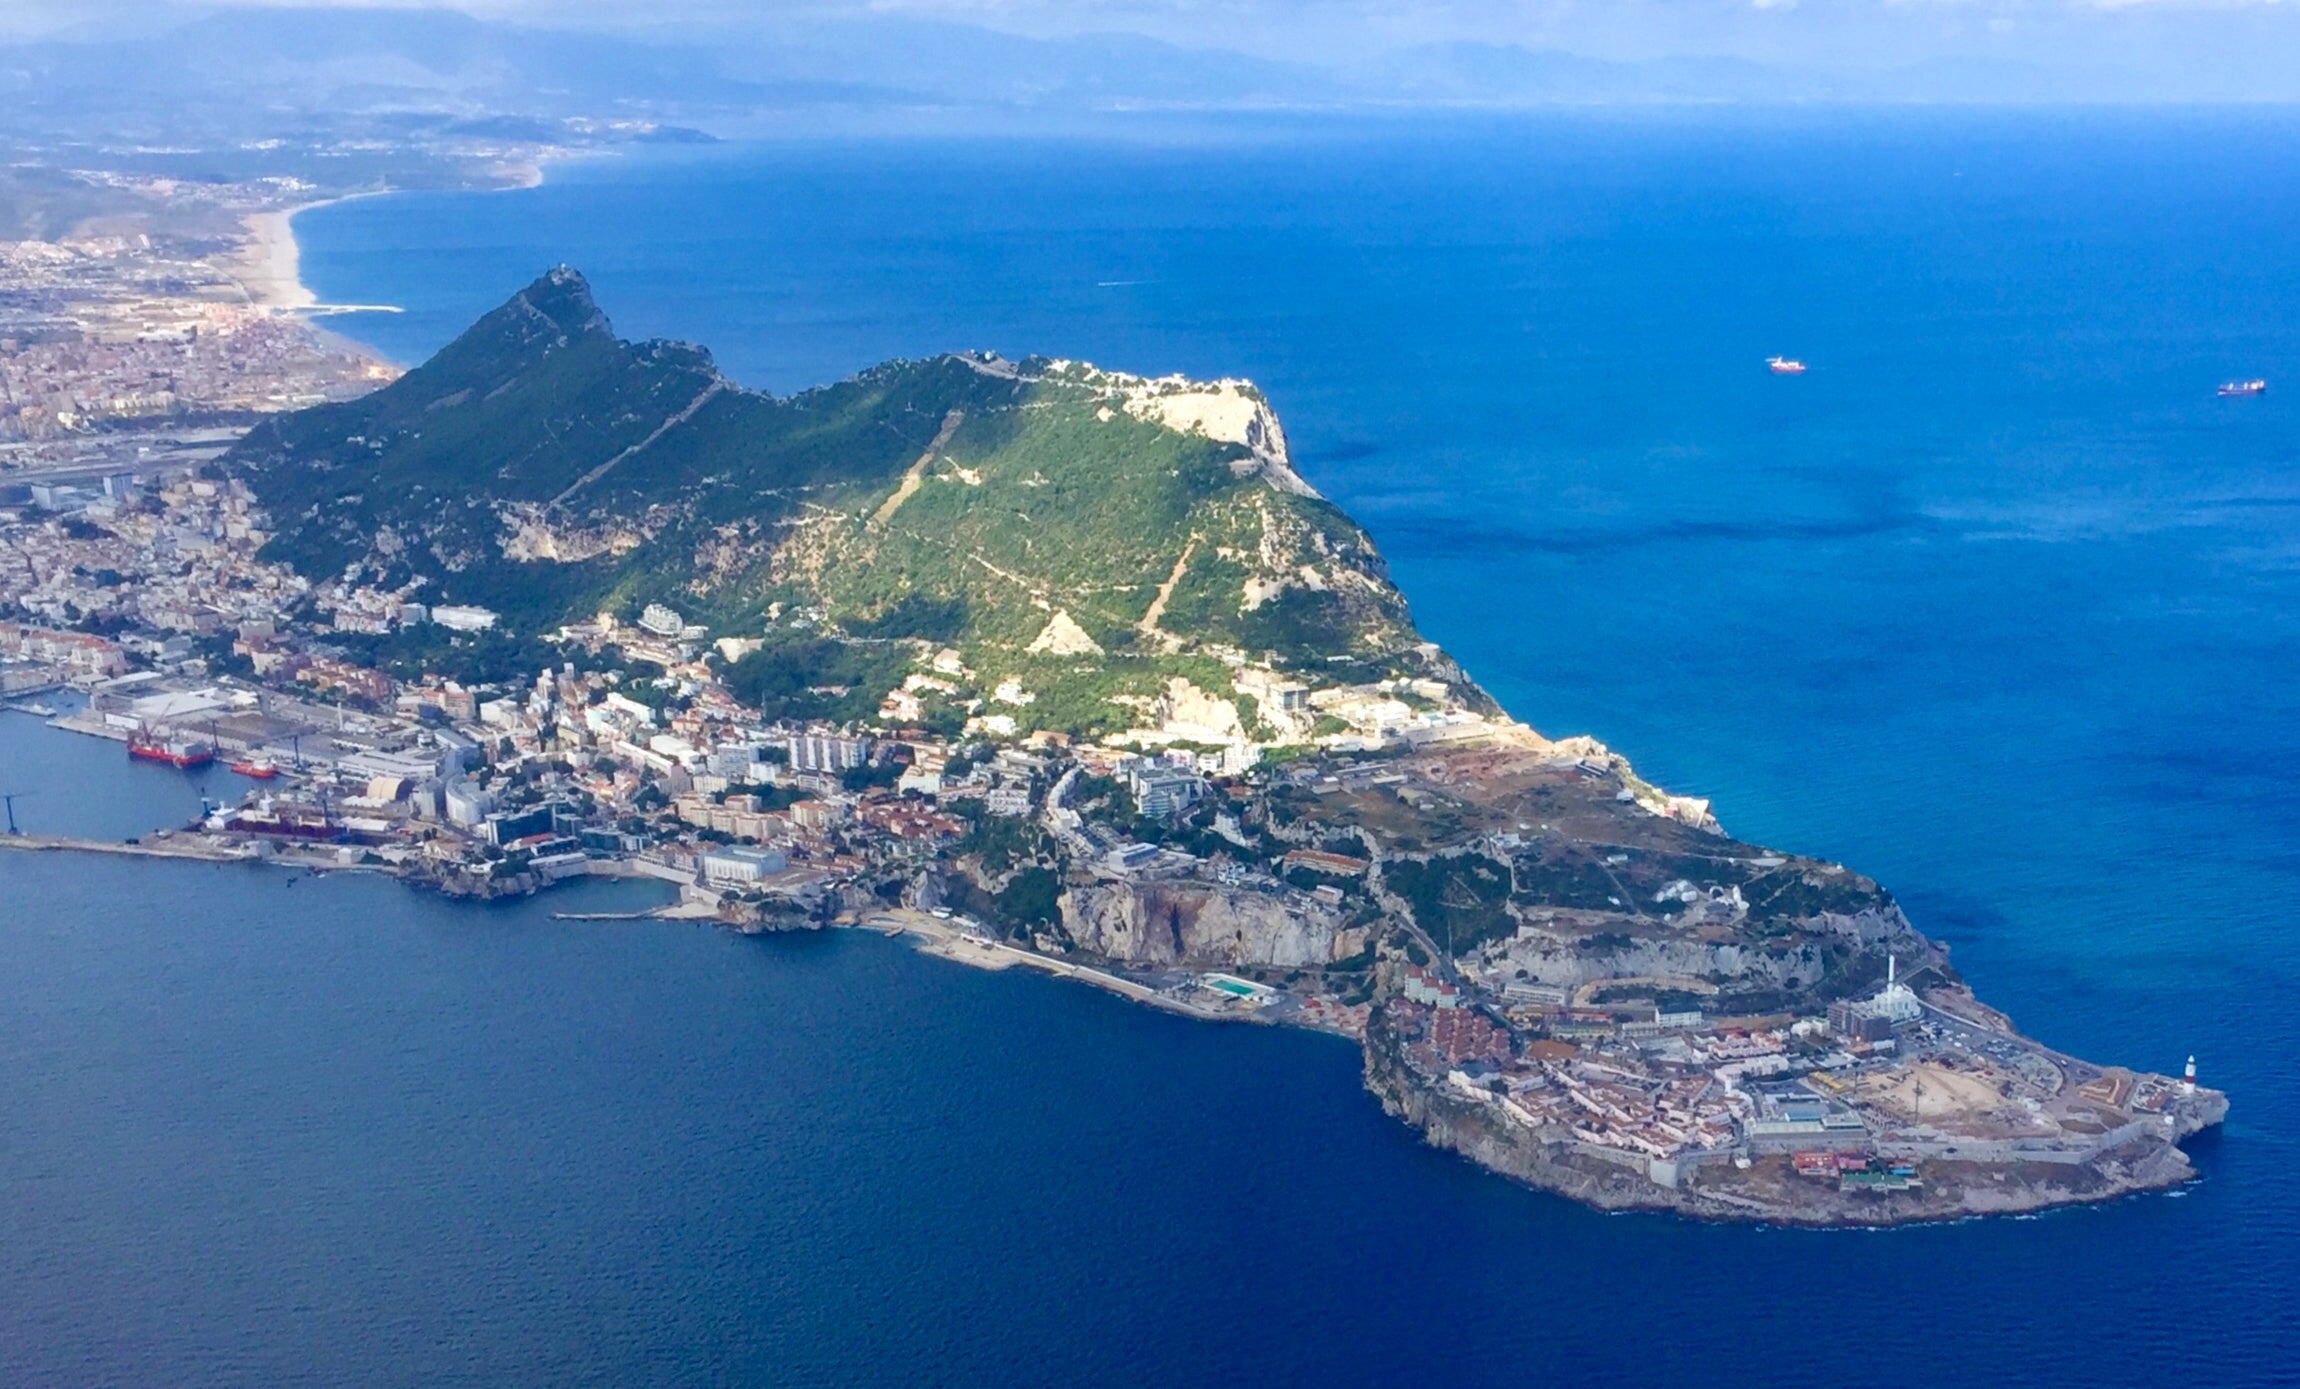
[0,832,389,873]
[0,831,258,863]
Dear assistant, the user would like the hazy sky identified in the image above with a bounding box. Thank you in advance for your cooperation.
[7,0,2297,84]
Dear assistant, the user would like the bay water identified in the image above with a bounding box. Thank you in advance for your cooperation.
[5,110,2296,1384]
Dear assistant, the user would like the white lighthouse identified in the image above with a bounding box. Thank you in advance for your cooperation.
[2183,1056,2197,1094]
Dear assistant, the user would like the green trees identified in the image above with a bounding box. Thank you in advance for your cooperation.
[228,269,1439,723]
[996,867,1062,930]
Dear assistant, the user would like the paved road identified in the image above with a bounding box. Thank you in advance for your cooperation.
[868,908,1243,1022]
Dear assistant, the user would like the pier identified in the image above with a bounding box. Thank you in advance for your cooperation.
[0,832,388,872]
[0,831,258,863]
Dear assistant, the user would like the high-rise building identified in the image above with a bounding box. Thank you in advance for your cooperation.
[789,733,869,773]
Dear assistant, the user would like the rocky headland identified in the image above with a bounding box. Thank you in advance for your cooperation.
[65,266,2216,1225]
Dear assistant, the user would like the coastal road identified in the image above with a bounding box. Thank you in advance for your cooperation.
[868,908,1243,1023]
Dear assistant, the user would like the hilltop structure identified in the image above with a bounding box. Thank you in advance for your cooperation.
[75,268,2215,1224]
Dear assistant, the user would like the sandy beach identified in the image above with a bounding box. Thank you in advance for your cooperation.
[229,192,401,313]
[226,159,548,315]
[229,203,323,312]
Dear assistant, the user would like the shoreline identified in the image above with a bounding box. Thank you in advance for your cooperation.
[229,193,385,314]
[0,826,2227,1227]
[225,155,554,326]
[30,160,2236,1229]
[1363,1025,2226,1229]
[0,830,1249,1025]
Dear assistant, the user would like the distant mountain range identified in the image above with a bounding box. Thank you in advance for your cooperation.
[4,3,2295,149]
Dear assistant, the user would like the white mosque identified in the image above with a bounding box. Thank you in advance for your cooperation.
[1869,955,1925,1024]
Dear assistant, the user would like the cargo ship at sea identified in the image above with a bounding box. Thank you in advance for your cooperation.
[1768,356,1807,375]
[127,729,214,769]
[2219,378,2266,398]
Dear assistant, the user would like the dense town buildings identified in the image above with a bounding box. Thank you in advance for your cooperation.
[0,218,2221,1228]
[1,178,397,521]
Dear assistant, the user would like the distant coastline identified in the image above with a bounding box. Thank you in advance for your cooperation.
[230,203,323,312]
[227,157,549,320]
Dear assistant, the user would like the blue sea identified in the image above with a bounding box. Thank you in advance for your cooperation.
[6,110,2298,1384]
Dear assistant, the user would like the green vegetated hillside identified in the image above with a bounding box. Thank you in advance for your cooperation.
[227,268,1463,732]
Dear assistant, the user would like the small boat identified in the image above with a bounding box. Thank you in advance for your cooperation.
[1767,356,1808,375]
[230,755,280,779]
[2218,378,2267,398]
[128,729,215,769]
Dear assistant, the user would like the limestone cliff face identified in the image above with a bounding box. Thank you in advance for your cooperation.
[1495,933,1831,994]
[1061,879,1369,969]
[1361,1019,1686,1215]
[1481,906,1926,996]
[1055,362,1320,500]
[1806,906,1927,951]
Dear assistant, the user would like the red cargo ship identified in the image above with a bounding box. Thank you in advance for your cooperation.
[128,730,215,769]
[229,755,280,779]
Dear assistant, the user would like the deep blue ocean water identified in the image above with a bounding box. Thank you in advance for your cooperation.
[6,111,2298,1384]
